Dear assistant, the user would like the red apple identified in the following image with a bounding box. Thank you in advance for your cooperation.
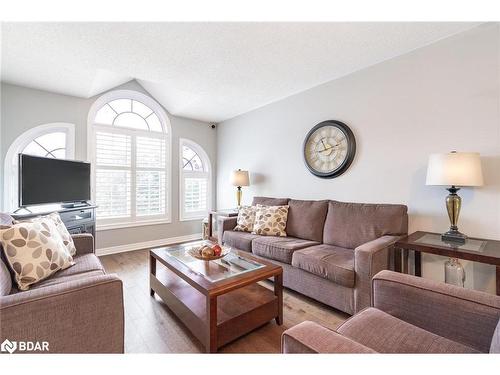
[212,244,222,256]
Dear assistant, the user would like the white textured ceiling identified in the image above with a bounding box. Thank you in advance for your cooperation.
[1,22,481,122]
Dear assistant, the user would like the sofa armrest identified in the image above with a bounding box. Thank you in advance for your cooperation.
[217,216,238,244]
[353,235,400,312]
[282,321,376,353]
[0,274,124,353]
[72,233,95,255]
[373,270,500,353]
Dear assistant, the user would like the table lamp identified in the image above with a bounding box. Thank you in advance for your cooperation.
[230,169,249,208]
[425,151,483,244]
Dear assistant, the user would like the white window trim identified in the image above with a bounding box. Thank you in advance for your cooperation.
[179,138,212,221]
[87,90,172,230]
[3,123,75,212]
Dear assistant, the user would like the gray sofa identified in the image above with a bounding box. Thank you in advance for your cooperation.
[218,197,408,314]
[282,270,500,353]
[0,218,124,353]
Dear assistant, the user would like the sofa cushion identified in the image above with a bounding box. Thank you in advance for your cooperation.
[338,308,479,353]
[223,230,260,252]
[286,199,328,242]
[234,206,257,232]
[253,205,289,237]
[31,270,105,289]
[15,212,77,256]
[55,254,104,278]
[323,201,408,248]
[292,244,355,288]
[0,259,12,296]
[252,236,319,264]
[0,219,75,291]
[252,196,289,206]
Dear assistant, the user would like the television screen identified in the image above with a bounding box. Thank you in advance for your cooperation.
[19,154,91,206]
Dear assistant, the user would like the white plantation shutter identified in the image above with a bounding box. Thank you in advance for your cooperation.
[96,169,131,218]
[90,91,170,227]
[136,136,167,216]
[180,139,211,220]
[184,177,208,213]
[94,132,132,218]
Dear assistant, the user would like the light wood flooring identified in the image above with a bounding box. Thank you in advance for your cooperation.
[99,249,349,353]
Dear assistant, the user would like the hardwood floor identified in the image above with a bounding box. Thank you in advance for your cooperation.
[99,249,349,353]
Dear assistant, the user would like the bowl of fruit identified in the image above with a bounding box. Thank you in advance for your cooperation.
[187,243,230,261]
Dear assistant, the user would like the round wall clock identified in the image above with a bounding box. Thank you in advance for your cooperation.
[303,120,356,178]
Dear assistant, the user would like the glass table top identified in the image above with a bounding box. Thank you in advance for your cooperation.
[165,241,266,282]
[414,233,487,252]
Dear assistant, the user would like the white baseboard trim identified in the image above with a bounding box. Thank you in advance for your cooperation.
[96,233,202,256]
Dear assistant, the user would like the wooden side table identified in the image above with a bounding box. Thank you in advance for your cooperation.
[395,231,500,296]
[207,209,238,242]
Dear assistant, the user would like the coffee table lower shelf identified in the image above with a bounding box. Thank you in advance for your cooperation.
[150,266,280,352]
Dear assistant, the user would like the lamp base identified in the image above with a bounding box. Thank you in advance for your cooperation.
[441,230,466,245]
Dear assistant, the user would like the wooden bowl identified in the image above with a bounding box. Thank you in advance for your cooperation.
[187,245,231,261]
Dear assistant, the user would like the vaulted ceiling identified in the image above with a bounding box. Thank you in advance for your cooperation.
[1,22,480,122]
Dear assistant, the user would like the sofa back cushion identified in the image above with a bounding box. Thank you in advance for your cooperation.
[252,196,289,206]
[286,199,329,242]
[323,201,408,249]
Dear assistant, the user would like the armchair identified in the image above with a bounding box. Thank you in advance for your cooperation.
[0,233,124,353]
[282,270,500,353]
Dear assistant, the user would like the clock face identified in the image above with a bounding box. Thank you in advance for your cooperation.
[303,120,356,178]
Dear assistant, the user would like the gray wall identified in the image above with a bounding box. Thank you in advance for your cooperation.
[217,24,500,293]
[0,80,217,250]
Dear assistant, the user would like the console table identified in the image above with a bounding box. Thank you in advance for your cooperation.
[12,205,97,245]
[207,209,238,241]
[394,231,500,296]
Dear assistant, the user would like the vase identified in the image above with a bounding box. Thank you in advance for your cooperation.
[444,257,465,287]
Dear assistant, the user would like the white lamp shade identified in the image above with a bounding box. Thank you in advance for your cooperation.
[231,170,250,187]
[426,152,483,187]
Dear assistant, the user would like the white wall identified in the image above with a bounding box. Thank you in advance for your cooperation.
[217,24,500,293]
[1,80,217,251]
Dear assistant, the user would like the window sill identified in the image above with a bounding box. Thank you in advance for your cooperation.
[179,216,206,222]
[96,219,172,231]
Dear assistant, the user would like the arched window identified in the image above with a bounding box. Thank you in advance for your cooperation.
[179,139,211,221]
[3,123,75,211]
[88,90,171,229]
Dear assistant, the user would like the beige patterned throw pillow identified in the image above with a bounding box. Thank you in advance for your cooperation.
[234,206,257,232]
[252,205,289,237]
[0,220,74,290]
[15,212,77,256]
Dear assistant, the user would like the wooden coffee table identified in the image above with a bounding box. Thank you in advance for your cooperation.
[149,240,283,353]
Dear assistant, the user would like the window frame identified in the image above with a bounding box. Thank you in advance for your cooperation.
[87,90,172,230]
[3,123,75,212]
[179,138,212,222]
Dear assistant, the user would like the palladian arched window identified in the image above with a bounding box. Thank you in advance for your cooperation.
[88,90,171,229]
[180,139,211,221]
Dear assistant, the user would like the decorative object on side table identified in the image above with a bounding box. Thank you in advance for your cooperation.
[426,151,483,244]
[230,169,250,207]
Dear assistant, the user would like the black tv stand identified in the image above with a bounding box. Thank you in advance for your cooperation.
[12,205,97,245]
[61,201,91,209]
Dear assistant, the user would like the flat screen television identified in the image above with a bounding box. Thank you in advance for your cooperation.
[19,154,91,207]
